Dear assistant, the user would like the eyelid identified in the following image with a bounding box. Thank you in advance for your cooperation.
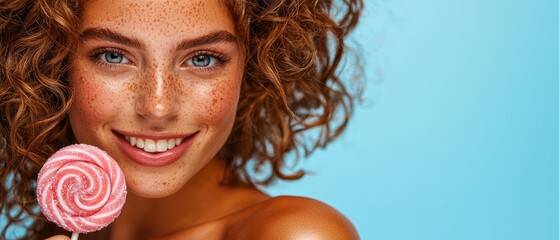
[182,50,231,69]
[89,47,135,66]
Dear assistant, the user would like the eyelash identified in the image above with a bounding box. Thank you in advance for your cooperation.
[88,48,231,72]
[183,50,231,71]
[89,48,131,68]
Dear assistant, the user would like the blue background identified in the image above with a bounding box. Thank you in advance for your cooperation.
[3,0,559,239]
[265,0,559,239]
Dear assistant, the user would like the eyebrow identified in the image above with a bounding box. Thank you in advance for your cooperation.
[80,28,237,50]
[175,30,237,50]
[80,28,143,48]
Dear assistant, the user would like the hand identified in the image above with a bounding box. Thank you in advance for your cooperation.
[44,235,70,240]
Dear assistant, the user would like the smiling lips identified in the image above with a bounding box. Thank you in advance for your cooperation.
[115,131,197,167]
[124,136,184,153]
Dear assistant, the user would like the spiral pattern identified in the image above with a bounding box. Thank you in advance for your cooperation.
[37,144,127,233]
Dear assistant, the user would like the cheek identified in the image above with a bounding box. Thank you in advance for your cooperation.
[194,75,242,128]
[68,69,124,138]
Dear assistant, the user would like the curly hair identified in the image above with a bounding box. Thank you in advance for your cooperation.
[222,0,363,185]
[0,0,363,238]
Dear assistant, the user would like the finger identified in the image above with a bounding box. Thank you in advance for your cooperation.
[44,235,71,240]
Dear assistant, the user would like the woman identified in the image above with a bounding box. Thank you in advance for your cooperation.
[0,0,363,239]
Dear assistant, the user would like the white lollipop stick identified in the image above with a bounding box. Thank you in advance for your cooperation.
[71,232,79,240]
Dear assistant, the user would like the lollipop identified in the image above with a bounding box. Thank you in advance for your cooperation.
[37,144,126,239]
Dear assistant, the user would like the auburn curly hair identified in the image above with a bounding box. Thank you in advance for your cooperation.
[0,0,363,238]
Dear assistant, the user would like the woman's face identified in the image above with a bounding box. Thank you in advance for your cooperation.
[68,0,243,198]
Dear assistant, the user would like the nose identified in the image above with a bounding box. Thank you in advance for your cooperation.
[135,67,179,123]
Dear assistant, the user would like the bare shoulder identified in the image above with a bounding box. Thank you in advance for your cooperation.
[225,196,359,240]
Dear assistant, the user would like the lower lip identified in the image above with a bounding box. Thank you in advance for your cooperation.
[115,133,196,167]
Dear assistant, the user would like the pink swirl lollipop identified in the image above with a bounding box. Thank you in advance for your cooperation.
[37,144,127,234]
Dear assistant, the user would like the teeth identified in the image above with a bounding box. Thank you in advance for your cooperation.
[156,140,167,152]
[167,139,176,149]
[136,138,144,148]
[124,136,184,153]
[144,139,156,152]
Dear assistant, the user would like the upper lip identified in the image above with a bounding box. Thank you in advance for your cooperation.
[112,129,196,140]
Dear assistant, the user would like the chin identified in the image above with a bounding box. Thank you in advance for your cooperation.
[127,184,182,199]
[125,174,190,199]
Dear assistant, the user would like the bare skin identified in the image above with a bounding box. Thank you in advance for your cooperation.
[44,0,358,239]
[45,158,358,240]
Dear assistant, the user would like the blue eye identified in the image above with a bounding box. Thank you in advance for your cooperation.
[98,51,129,64]
[190,54,215,67]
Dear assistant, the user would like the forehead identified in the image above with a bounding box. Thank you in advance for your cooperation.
[79,0,234,36]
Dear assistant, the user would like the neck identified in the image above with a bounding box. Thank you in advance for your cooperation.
[111,157,268,239]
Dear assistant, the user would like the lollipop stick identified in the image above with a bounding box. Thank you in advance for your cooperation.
[71,232,79,240]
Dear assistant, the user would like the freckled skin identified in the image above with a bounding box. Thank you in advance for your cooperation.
[69,0,243,198]
[56,0,360,239]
